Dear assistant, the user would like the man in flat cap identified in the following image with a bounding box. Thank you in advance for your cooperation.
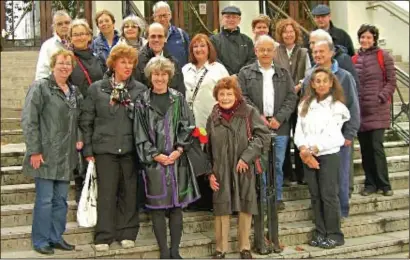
[210,5,256,75]
[304,4,355,57]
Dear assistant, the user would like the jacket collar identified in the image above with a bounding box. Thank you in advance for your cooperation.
[142,88,179,106]
[210,99,249,124]
[249,61,284,78]
[313,59,339,74]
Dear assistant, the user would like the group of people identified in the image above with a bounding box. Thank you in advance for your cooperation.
[22,1,397,259]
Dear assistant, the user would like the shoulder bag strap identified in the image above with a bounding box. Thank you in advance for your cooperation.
[190,68,209,105]
[74,56,93,86]
[245,115,263,174]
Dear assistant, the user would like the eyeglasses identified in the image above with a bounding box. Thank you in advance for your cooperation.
[56,21,70,27]
[149,34,165,39]
[257,48,274,54]
[154,13,170,19]
[72,32,89,38]
[124,24,138,29]
[56,62,72,67]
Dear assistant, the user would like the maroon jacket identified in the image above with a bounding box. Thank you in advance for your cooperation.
[354,47,396,132]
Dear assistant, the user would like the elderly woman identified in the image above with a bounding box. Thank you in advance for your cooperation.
[91,9,120,63]
[118,15,147,51]
[80,44,147,251]
[69,19,106,202]
[294,67,350,249]
[206,76,270,259]
[182,33,229,211]
[353,24,396,197]
[134,56,200,259]
[22,49,81,255]
[274,18,311,187]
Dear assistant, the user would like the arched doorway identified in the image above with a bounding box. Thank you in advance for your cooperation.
[1,0,92,50]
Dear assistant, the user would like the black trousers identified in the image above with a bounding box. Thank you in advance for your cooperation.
[358,129,392,192]
[283,110,304,182]
[304,153,344,243]
[94,153,139,244]
[151,207,183,259]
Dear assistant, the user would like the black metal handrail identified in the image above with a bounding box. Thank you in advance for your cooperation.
[391,66,409,144]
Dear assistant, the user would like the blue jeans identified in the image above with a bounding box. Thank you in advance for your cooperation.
[275,136,289,201]
[32,177,69,249]
[339,145,352,217]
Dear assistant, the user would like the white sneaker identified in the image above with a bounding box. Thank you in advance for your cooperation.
[120,240,135,249]
[95,244,109,251]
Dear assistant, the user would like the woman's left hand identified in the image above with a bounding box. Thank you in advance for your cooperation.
[236,159,249,173]
[76,142,84,150]
[168,149,182,163]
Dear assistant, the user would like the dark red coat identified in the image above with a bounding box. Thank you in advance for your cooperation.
[354,47,396,132]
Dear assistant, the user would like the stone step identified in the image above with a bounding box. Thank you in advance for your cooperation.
[1,118,21,131]
[1,187,408,229]
[0,109,22,119]
[1,209,408,254]
[1,165,408,205]
[373,251,410,258]
[224,230,409,259]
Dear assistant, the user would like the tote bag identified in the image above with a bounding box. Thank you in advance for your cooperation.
[77,161,98,228]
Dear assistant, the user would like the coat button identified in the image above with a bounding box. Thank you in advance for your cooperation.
[118,149,122,153]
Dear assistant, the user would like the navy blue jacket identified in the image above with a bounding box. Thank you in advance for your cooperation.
[91,30,120,63]
[165,25,190,68]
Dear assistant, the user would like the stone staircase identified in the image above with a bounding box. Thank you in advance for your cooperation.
[1,51,409,258]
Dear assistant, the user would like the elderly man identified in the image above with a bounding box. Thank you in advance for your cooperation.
[302,40,360,219]
[238,35,297,211]
[304,4,355,58]
[152,1,189,67]
[133,22,185,96]
[210,5,256,76]
[35,10,71,80]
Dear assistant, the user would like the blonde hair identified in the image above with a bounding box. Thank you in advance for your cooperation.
[69,19,92,42]
[50,49,76,70]
[144,56,175,82]
[106,44,138,70]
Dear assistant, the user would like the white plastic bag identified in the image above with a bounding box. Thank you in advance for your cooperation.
[77,160,98,227]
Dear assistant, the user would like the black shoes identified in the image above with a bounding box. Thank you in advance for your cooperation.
[360,189,376,196]
[34,245,54,255]
[240,250,253,259]
[319,238,344,249]
[50,240,75,251]
[212,251,226,259]
[308,234,325,247]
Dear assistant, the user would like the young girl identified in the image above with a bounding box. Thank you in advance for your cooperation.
[294,67,350,249]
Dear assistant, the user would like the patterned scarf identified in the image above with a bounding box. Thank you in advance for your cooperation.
[109,74,131,106]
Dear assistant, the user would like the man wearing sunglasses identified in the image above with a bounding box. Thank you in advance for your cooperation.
[35,10,72,80]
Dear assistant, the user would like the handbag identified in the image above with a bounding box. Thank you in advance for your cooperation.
[186,137,212,176]
[77,160,98,228]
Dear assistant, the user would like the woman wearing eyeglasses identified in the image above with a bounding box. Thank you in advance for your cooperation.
[69,19,106,203]
[118,15,147,51]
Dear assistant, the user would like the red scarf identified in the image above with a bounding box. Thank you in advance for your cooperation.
[218,100,241,122]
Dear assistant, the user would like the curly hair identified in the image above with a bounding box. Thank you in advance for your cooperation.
[50,49,76,70]
[300,67,345,117]
[357,24,379,47]
[213,76,243,101]
[275,18,302,45]
[188,33,217,64]
[251,14,271,29]
[106,44,138,70]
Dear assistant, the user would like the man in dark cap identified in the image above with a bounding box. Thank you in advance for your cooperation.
[304,4,355,57]
[210,5,256,75]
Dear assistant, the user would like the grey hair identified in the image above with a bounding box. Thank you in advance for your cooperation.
[52,10,71,31]
[144,56,175,82]
[153,1,171,13]
[147,22,168,37]
[314,40,334,51]
[121,15,146,37]
[69,19,92,37]
[310,29,333,43]
[255,35,277,48]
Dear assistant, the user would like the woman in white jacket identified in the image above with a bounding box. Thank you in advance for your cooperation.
[294,67,350,249]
